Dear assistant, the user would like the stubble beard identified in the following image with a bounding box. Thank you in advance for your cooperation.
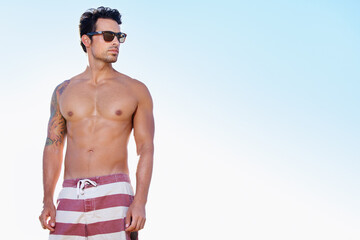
[103,56,118,63]
[91,49,118,63]
[102,52,118,63]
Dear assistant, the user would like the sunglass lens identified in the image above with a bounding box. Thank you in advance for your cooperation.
[103,32,115,42]
[118,34,126,43]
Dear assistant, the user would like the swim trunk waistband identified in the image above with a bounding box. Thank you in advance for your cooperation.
[62,172,130,188]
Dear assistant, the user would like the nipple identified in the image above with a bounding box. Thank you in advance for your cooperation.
[68,111,73,117]
[115,110,122,116]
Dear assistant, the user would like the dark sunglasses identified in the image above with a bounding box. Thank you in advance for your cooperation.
[86,31,127,43]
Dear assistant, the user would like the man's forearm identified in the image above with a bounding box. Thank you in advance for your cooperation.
[134,148,154,205]
[42,146,64,203]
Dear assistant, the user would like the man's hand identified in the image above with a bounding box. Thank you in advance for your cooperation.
[39,201,56,232]
[125,201,146,232]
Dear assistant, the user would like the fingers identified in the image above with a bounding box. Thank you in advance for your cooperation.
[135,217,143,231]
[125,209,132,229]
[39,214,46,229]
[49,209,56,230]
[125,216,146,232]
[39,207,56,232]
[39,213,54,231]
[125,216,136,232]
[140,218,146,230]
[45,216,55,232]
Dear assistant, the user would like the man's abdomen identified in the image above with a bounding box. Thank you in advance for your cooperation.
[63,132,131,179]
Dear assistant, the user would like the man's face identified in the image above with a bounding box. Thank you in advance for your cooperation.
[89,18,121,63]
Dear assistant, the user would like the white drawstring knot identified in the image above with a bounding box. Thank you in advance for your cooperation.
[76,179,97,198]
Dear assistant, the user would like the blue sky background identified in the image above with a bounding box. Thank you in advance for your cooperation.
[0,0,359,239]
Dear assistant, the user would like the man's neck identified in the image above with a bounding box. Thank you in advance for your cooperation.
[85,61,117,84]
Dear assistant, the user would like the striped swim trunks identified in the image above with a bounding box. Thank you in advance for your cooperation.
[49,173,138,240]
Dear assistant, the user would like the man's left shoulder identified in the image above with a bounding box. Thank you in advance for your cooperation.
[121,75,151,94]
[116,73,148,88]
[131,78,151,94]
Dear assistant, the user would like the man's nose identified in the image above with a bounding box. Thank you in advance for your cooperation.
[111,36,121,45]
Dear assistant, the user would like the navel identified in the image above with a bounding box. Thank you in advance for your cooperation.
[68,111,73,117]
[115,110,122,116]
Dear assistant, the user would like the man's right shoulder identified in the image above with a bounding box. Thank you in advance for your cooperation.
[54,72,85,91]
[56,79,71,88]
[52,79,71,97]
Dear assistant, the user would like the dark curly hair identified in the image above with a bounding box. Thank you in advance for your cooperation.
[79,6,122,53]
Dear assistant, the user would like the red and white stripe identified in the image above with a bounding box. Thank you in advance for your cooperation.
[49,174,135,240]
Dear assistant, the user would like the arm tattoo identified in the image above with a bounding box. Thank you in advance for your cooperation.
[45,80,70,146]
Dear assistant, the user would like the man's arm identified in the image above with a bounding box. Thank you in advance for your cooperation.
[125,82,155,232]
[39,80,69,232]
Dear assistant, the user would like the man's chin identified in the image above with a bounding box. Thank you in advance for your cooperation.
[104,57,118,63]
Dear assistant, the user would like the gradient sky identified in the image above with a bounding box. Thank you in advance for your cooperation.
[0,0,359,239]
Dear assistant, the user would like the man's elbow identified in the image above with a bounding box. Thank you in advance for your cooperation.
[136,142,154,157]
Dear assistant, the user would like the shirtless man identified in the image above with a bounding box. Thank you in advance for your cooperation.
[38,7,154,240]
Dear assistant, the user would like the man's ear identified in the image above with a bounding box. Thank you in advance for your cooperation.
[81,34,91,48]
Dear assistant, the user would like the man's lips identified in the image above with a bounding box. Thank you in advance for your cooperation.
[109,49,119,53]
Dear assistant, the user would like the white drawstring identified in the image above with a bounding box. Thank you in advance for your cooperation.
[76,179,97,198]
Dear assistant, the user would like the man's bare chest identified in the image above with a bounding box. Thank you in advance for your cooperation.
[59,82,138,122]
